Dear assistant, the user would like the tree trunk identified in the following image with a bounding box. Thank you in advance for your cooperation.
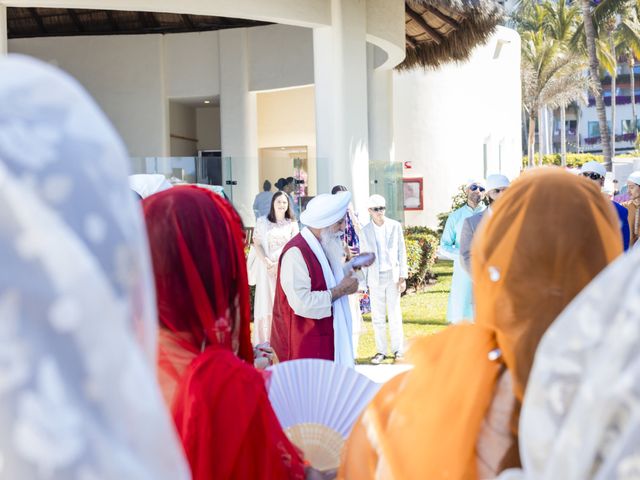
[631,55,637,137]
[611,37,617,159]
[577,108,582,152]
[561,105,567,167]
[528,111,536,167]
[538,106,545,162]
[581,0,612,169]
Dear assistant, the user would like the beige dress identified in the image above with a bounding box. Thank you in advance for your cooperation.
[252,216,298,345]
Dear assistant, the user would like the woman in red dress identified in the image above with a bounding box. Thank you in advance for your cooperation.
[143,185,307,480]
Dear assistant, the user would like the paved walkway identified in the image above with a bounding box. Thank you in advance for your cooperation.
[355,364,413,384]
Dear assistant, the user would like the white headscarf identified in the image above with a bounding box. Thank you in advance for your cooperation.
[500,246,640,480]
[0,55,190,479]
[129,174,173,198]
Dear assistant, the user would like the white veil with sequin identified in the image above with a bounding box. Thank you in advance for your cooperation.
[0,55,190,480]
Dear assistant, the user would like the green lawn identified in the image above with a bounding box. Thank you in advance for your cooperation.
[355,260,452,364]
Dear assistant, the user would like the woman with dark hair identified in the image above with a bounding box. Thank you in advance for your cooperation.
[253,191,299,345]
[143,186,308,480]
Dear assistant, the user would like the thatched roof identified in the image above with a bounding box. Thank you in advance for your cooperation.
[7,3,502,70]
[401,0,504,70]
[7,8,269,38]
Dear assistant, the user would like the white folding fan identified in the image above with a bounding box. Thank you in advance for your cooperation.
[267,359,381,470]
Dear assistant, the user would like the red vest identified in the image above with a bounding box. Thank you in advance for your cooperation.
[270,233,334,361]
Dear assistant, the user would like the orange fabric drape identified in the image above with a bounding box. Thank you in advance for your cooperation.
[339,168,622,480]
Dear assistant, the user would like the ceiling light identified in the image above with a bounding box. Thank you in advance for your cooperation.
[204,100,211,104]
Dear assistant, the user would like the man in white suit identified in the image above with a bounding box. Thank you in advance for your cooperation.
[361,194,408,364]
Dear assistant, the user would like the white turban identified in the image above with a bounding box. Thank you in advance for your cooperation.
[580,161,606,177]
[465,178,485,189]
[628,171,640,186]
[486,174,510,191]
[300,191,351,228]
[129,174,173,199]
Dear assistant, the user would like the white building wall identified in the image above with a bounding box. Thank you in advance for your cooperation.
[196,107,222,151]
[165,31,220,99]
[10,34,168,157]
[394,26,522,227]
[248,24,314,92]
[257,86,317,195]
[169,102,197,156]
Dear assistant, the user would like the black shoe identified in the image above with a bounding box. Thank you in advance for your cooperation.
[393,351,404,363]
[370,353,386,365]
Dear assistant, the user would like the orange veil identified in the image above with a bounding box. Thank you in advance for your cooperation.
[339,168,621,479]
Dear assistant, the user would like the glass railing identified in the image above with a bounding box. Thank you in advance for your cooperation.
[130,156,405,225]
[369,160,405,224]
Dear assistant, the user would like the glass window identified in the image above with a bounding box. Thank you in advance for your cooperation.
[588,121,600,137]
[623,120,635,133]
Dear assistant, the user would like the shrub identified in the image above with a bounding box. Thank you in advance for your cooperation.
[405,229,440,291]
[437,184,475,235]
[521,153,604,168]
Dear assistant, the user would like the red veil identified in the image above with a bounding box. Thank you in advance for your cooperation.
[144,186,305,480]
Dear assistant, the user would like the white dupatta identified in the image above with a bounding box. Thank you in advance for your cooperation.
[0,55,189,480]
[301,228,354,367]
[501,246,640,480]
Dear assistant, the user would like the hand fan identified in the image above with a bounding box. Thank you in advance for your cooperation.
[267,359,381,470]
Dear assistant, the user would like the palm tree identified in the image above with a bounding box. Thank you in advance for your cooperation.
[521,28,590,167]
[516,0,589,166]
[543,0,583,165]
[615,5,640,137]
[580,0,613,168]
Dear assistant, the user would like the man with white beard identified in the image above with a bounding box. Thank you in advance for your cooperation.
[270,191,368,367]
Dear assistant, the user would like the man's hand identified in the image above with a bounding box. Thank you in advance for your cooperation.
[397,278,407,294]
[330,274,359,301]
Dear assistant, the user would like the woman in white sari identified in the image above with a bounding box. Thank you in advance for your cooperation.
[501,246,640,479]
[0,55,189,479]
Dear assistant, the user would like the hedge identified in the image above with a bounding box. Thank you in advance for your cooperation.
[521,153,604,168]
[404,226,440,291]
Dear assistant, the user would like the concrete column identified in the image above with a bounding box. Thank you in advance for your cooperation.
[0,6,7,56]
[219,28,259,227]
[313,0,369,210]
[367,44,394,165]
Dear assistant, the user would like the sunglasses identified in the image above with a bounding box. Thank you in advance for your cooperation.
[371,207,386,212]
[469,184,486,192]
[582,172,603,181]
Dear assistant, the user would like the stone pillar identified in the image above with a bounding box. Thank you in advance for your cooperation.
[0,6,7,56]
[313,0,369,210]
[367,44,394,165]
[219,28,259,227]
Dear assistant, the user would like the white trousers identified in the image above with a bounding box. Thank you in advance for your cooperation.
[369,270,404,355]
[348,294,362,358]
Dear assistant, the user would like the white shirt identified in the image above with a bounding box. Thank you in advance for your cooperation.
[280,247,333,319]
[279,228,355,366]
[373,221,392,272]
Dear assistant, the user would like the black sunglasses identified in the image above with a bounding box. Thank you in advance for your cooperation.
[371,207,386,212]
[582,172,603,181]
[469,184,486,192]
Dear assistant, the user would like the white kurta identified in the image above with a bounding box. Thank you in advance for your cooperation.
[279,228,354,367]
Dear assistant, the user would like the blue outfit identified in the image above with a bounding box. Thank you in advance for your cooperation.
[344,212,360,253]
[613,201,630,251]
[440,203,486,323]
